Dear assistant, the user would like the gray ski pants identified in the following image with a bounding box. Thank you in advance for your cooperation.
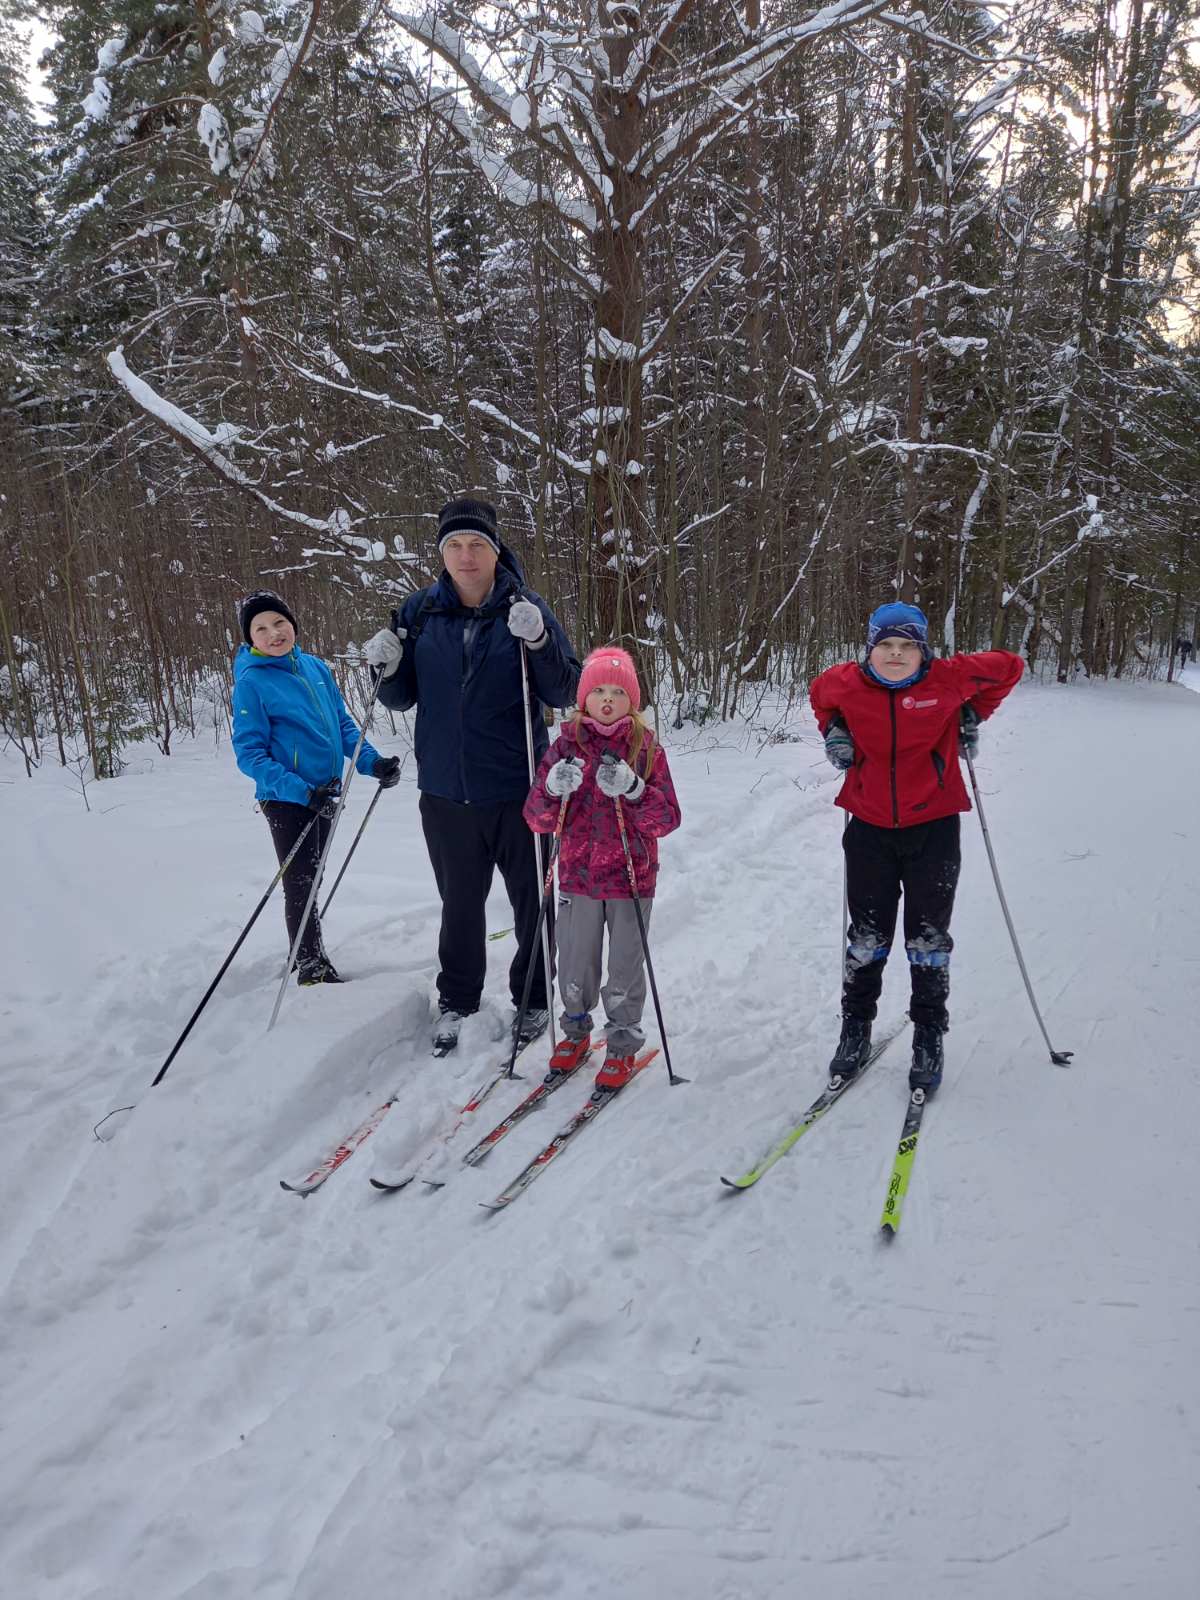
[556,893,651,1057]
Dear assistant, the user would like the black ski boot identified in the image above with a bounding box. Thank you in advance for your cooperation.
[512,1007,550,1052]
[909,1023,945,1094]
[297,956,344,986]
[829,1017,872,1084]
[432,1005,472,1057]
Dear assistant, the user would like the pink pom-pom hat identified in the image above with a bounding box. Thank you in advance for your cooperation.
[577,646,642,712]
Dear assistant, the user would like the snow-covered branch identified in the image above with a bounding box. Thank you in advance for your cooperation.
[107,347,358,541]
[468,400,591,480]
[388,7,601,231]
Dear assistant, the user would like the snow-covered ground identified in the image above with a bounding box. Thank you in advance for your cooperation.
[3,674,1199,1599]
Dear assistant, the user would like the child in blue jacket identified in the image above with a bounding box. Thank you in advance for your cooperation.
[232,590,399,984]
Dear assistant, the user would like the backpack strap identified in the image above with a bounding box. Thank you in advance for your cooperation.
[391,586,438,644]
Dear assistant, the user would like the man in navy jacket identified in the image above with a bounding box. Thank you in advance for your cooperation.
[364,497,580,1054]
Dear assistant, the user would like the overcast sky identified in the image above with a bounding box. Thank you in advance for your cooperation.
[23,21,54,121]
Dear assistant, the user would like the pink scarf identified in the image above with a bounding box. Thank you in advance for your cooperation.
[581,715,632,741]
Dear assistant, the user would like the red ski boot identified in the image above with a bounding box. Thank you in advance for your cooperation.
[546,1035,592,1077]
[595,1053,637,1091]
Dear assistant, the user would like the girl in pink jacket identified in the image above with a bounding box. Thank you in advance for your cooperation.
[523,647,681,1089]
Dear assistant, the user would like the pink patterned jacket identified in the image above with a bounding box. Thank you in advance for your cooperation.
[523,719,681,899]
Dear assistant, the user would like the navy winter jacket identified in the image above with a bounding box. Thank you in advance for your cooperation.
[379,545,580,805]
[232,645,381,807]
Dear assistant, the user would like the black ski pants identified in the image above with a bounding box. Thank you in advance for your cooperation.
[841,814,961,1031]
[419,792,551,1015]
[263,800,330,967]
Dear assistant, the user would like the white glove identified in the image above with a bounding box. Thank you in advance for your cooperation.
[545,758,583,797]
[363,627,405,677]
[507,599,546,645]
[596,759,644,801]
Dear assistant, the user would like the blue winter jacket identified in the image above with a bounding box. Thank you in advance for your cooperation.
[379,545,580,805]
[232,645,381,807]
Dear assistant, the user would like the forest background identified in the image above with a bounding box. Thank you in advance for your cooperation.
[1,0,1198,782]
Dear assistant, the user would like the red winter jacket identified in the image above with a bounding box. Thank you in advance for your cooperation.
[809,651,1024,829]
[523,719,681,899]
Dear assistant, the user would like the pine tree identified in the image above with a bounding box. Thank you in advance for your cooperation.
[0,6,46,400]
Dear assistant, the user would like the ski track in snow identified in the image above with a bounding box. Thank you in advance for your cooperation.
[2,679,1199,1598]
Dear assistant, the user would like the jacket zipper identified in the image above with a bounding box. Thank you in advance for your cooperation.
[889,694,899,827]
[459,613,473,804]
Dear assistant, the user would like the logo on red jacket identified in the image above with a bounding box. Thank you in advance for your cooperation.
[901,695,939,710]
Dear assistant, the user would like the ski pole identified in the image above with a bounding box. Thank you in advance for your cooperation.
[962,742,1072,1066]
[505,770,576,1078]
[841,812,850,989]
[602,752,687,1086]
[520,636,558,1051]
[151,810,321,1087]
[320,782,385,918]
[267,669,384,1030]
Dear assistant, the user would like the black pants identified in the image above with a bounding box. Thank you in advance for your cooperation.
[264,800,330,967]
[841,814,961,1031]
[419,792,552,1015]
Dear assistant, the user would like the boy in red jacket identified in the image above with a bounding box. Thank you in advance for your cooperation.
[809,603,1023,1094]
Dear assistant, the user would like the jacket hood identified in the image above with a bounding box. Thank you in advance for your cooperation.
[497,541,526,586]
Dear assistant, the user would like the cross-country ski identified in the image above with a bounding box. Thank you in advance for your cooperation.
[481,1049,659,1212]
[879,1088,929,1239]
[7,37,1196,1583]
[720,1023,908,1190]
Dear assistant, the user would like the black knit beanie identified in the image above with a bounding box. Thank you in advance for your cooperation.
[437,497,500,552]
[240,590,299,645]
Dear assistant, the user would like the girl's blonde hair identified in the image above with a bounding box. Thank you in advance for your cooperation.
[567,706,656,778]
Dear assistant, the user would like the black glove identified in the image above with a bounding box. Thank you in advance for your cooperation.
[959,705,981,758]
[373,756,401,789]
[823,718,855,772]
[306,779,342,818]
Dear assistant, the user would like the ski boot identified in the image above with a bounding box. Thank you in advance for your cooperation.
[545,1034,592,1081]
[432,1005,472,1057]
[297,955,344,986]
[909,1023,945,1094]
[829,1016,871,1084]
[511,1006,550,1052]
[595,1053,637,1092]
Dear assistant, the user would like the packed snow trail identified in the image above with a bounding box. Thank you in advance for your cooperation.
[2,679,1198,1599]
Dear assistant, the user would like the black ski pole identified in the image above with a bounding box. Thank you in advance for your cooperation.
[962,738,1072,1066]
[320,782,386,918]
[267,669,384,1030]
[519,635,558,1050]
[151,810,321,1088]
[841,811,849,988]
[602,752,687,1086]
[505,770,576,1077]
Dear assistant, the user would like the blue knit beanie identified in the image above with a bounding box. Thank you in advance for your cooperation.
[863,602,931,689]
[867,602,930,657]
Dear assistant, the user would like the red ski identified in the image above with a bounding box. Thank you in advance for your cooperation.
[481,1049,658,1211]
